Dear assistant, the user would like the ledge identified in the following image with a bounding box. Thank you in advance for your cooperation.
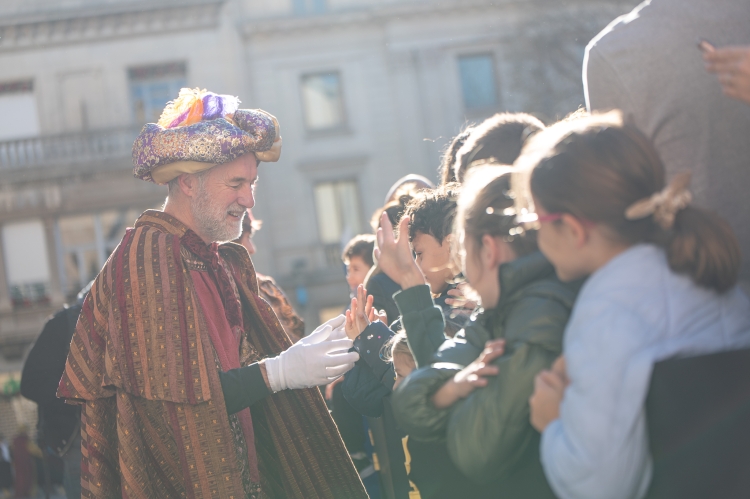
[0,0,226,52]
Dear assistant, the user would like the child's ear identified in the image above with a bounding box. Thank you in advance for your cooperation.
[480,234,499,269]
[560,214,589,247]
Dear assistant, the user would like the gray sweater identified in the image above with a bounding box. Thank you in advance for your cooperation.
[584,0,750,290]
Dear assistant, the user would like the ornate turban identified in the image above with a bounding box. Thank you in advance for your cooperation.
[132,88,282,184]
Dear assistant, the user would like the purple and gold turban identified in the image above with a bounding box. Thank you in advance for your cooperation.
[132,88,282,184]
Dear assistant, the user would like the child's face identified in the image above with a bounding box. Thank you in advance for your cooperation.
[346,255,371,291]
[534,202,593,282]
[411,232,455,294]
[393,352,416,390]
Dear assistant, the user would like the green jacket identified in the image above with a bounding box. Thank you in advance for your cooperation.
[391,252,581,494]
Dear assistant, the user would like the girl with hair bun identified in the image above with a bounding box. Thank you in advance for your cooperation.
[525,112,750,499]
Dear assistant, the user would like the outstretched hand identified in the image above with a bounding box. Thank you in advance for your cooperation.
[344,284,388,340]
[374,213,426,290]
[345,285,373,340]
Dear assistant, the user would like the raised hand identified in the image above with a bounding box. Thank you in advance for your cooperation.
[431,339,505,409]
[374,213,426,290]
[345,285,374,340]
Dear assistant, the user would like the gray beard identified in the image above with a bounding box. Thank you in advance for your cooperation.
[191,182,244,243]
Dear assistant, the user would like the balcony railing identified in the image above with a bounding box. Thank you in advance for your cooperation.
[0,126,140,171]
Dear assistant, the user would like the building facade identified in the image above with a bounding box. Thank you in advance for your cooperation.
[0,0,637,375]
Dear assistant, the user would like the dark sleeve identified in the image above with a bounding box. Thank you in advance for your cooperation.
[393,285,448,368]
[341,321,397,417]
[445,295,568,483]
[342,363,393,418]
[22,308,76,406]
[219,363,271,415]
[352,321,396,385]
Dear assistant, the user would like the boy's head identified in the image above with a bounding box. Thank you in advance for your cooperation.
[342,234,376,291]
[403,184,460,294]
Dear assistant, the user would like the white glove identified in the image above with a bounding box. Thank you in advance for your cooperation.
[326,314,348,341]
[264,315,358,392]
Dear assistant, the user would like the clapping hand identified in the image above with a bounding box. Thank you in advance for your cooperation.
[374,213,426,290]
[344,285,387,340]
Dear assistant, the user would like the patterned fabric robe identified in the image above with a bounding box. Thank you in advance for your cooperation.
[58,210,367,499]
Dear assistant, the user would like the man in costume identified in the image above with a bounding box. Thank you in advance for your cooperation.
[57,88,368,498]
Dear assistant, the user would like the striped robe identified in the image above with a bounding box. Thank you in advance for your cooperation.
[58,210,367,499]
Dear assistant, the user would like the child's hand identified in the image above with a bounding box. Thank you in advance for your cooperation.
[375,213,426,290]
[529,355,569,432]
[368,305,388,325]
[431,339,505,409]
[445,282,479,317]
[345,285,373,340]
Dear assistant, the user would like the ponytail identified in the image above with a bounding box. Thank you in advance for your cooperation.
[667,207,741,293]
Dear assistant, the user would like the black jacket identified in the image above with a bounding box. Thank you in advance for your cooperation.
[21,304,82,456]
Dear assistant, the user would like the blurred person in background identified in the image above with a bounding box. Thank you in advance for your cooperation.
[0,434,10,498]
[21,282,91,499]
[235,209,305,343]
[57,88,365,499]
[584,0,750,293]
[11,426,42,499]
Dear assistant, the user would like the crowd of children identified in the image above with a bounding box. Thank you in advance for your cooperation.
[317,17,750,492]
[328,102,750,498]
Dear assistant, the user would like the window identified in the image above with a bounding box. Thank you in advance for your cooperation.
[0,80,40,140]
[313,180,363,250]
[293,0,326,15]
[301,72,345,131]
[458,54,498,110]
[2,220,51,308]
[55,208,144,299]
[129,62,187,125]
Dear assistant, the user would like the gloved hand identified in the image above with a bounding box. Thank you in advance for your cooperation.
[264,315,359,392]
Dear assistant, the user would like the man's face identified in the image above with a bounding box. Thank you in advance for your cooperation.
[191,154,258,243]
